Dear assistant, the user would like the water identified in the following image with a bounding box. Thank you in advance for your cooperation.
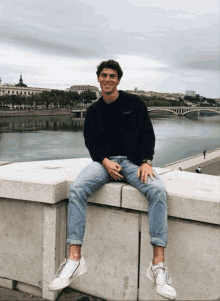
[0,114,219,167]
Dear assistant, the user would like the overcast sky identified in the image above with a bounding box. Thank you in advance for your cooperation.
[0,0,219,98]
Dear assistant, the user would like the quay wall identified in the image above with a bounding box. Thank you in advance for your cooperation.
[0,158,219,300]
[0,109,72,117]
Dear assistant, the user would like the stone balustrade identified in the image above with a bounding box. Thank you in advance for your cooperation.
[0,158,219,300]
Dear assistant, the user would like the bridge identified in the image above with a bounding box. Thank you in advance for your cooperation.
[71,106,220,117]
[147,106,220,116]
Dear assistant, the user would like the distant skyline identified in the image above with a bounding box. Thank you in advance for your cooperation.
[0,0,219,98]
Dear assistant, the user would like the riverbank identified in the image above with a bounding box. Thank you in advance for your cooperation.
[0,109,72,117]
[163,148,220,176]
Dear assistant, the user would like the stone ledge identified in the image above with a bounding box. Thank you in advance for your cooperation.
[88,182,125,207]
[0,161,11,166]
[121,170,219,225]
[0,158,92,204]
[0,159,219,225]
[0,178,67,204]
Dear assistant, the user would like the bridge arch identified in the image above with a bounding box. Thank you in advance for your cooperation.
[148,108,179,115]
[182,109,220,116]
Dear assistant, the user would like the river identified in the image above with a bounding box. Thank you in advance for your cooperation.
[0,114,219,167]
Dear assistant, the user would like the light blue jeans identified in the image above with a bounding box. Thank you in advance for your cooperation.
[67,156,168,248]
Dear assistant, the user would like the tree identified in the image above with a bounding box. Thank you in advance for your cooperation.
[79,91,97,103]
[52,96,58,109]
[68,91,80,108]
[40,91,51,109]
[56,95,62,108]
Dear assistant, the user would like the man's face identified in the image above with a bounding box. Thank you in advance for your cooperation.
[98,68,120,95]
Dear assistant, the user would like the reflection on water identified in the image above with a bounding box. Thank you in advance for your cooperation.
[0,116,84,132]
[0,114,219,166]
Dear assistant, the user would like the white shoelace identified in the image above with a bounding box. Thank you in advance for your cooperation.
[152,265,172,286]
[55,258,79,279]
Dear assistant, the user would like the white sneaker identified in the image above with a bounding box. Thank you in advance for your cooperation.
[146,261,177,300]
[49,256,88,291]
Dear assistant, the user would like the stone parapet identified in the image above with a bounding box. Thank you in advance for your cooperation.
[0,158,219,300]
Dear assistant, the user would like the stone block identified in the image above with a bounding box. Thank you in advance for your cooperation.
[16,282,42,297]
[42,202,67,301]
[160,170,220,224]
[0,277,16,289]
[0,199,43,287]
[0,177,67,204]
[139,214,220,300]
[0,158,92,204]
[120,167,172,212]
[121,185,147,212]
[88,182,126,207]
[0,198,67,301]
[69,205,139,300]
[121,171,220,225]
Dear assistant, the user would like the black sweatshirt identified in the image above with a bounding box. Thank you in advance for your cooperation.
[83,90,155,166]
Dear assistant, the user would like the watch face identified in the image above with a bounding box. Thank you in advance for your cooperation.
[142,159,152,166]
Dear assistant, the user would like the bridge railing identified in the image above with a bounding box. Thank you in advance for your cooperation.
[0,158,219,300]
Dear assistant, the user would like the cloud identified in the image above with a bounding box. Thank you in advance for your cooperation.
[0,0,219,97]
[178,51,220,72]
[0,25,102,58]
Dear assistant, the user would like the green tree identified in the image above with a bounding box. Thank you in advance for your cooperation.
[52,96,58,109]
[68,91,80,108]
[80,91,97,103]
[40,91,51,109]
[56,95,63,108]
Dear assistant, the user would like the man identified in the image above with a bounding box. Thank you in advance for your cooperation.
[196,166,202,173]
[203,150,206,159]
[49,60,177,300]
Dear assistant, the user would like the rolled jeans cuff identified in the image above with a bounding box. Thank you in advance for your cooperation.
[66,238,83,246]
[150,237,167,248]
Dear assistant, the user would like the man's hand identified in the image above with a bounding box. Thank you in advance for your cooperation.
[138,163,158,183]
[102,158,124,181]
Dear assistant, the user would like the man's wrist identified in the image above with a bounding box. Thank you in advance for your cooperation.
[102,157,109,166]
[141,159,153,166]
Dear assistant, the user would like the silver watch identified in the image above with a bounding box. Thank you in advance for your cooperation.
[142,159,152,166]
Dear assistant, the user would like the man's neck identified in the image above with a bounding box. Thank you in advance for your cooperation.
[103,90,119,104]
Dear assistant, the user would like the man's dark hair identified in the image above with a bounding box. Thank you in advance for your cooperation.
[96,60,123,80]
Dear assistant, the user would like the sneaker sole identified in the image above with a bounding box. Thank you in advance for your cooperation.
[156,288,176,300]
[48,263,88,291]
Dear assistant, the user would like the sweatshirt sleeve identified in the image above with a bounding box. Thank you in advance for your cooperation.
[137,98,155,161]
[83,105,109,164]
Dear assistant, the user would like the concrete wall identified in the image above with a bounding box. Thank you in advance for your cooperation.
[0,158,219,300]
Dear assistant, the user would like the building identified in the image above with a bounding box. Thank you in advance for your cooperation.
[185,90,196,97]
[69,85,100,98]
[15,74,28,87]
[0,76,101,109]
[0,75,53,97]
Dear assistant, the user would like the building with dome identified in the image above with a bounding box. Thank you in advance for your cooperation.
[0,74,53,97]
[15,74,28,87]
[0,75,101,110]
[0,77,101,99]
